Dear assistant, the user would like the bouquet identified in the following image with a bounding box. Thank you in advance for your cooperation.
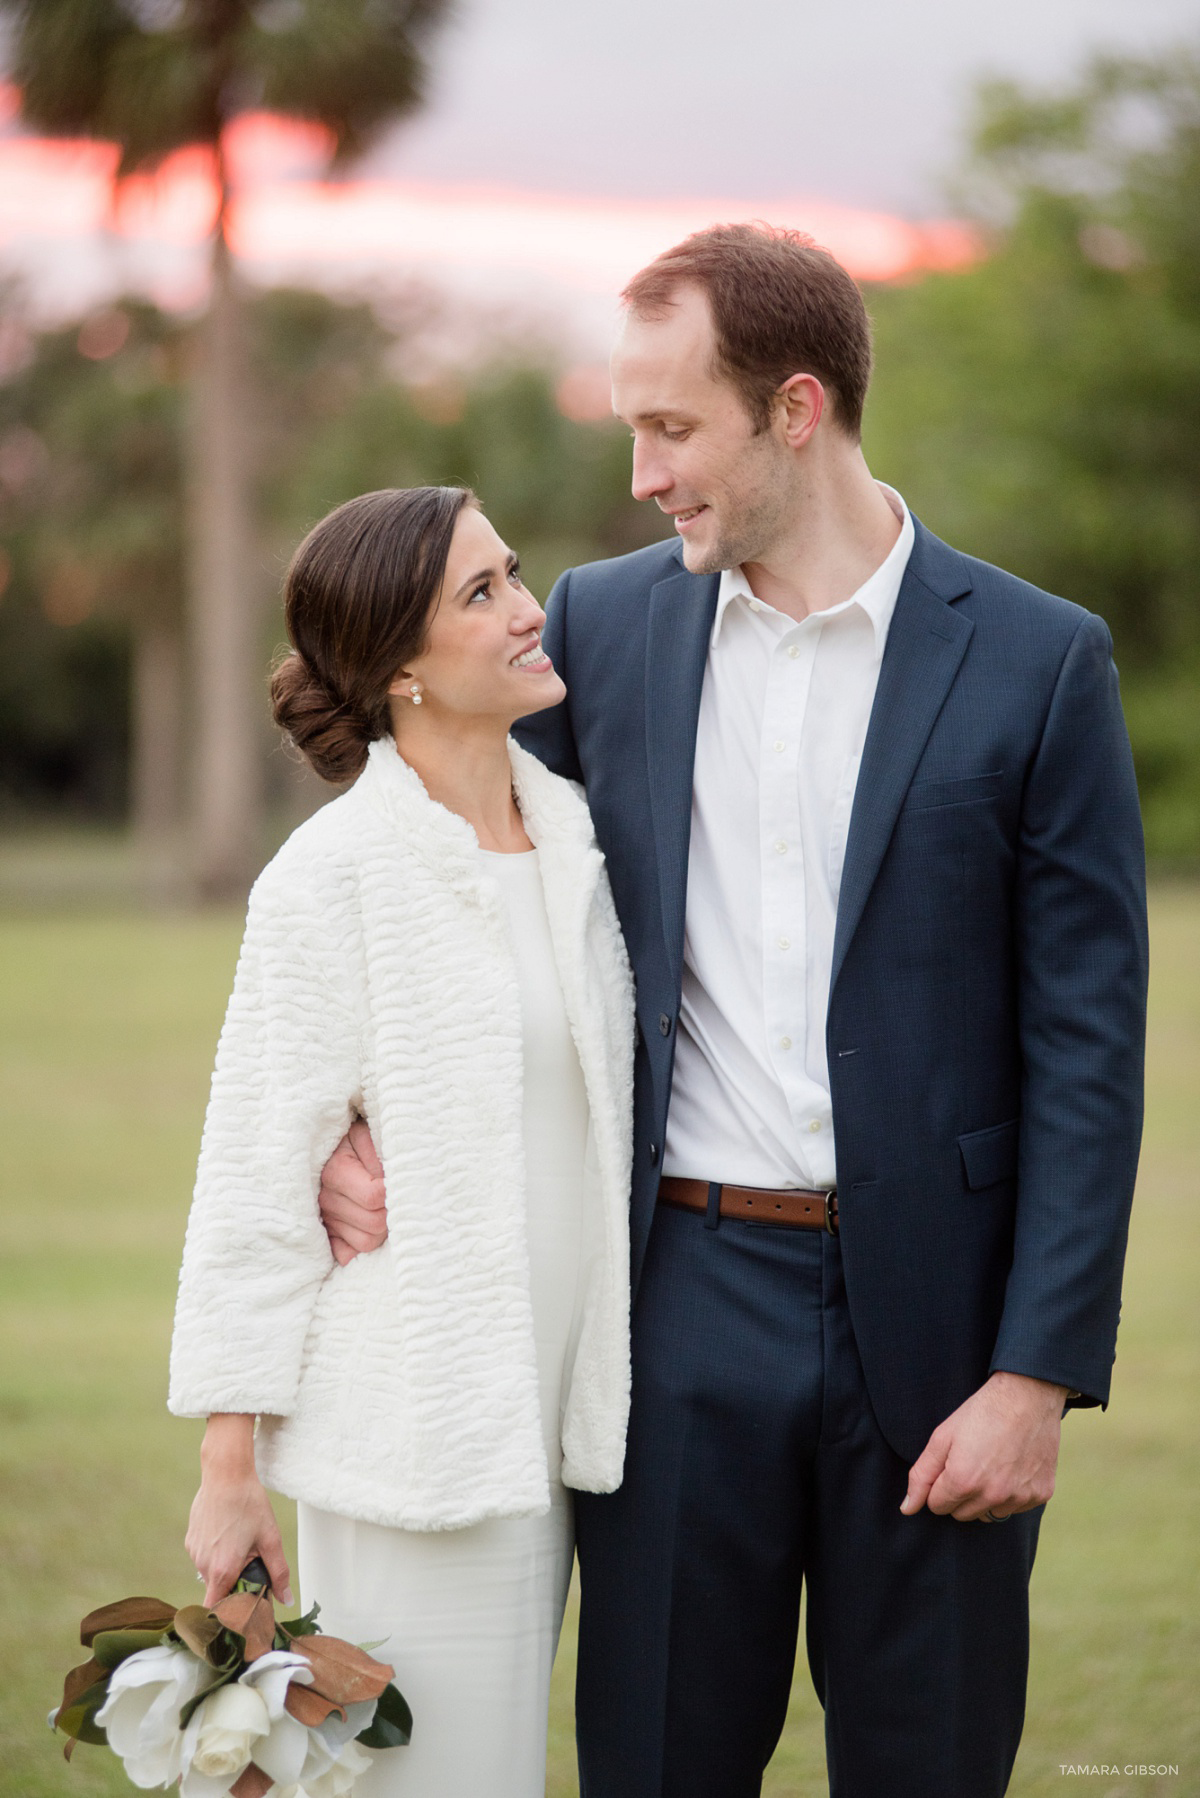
[50,1558,411,1797]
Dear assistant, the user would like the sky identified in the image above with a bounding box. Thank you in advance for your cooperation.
[1,0,1197,358]
[372,0,1200,213]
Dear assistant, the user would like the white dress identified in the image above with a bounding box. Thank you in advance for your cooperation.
[297,846,592,1797]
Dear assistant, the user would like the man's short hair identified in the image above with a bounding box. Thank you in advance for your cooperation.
[621,222,873,438]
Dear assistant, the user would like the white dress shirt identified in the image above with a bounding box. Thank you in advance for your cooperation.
[663,486,914,1191]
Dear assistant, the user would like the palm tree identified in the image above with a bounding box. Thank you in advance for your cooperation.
[4,0,451,894]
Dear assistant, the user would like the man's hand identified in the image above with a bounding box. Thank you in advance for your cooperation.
[318,1117,388,1266]
[900,1371,1068,1523]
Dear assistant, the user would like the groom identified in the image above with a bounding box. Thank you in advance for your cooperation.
[317,224,1147,1796]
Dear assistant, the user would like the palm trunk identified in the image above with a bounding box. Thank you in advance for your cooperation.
[185,203,263,898]
[130,618,184,844]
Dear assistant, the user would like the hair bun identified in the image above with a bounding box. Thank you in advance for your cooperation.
[270,651,372,784]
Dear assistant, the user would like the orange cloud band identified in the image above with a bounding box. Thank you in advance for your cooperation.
[0,105,978,295]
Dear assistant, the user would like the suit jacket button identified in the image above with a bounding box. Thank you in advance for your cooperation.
[649,1142,660,1165]
[659,1013,672,1036]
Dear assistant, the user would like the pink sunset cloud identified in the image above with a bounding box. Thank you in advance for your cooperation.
[0,100,979,306]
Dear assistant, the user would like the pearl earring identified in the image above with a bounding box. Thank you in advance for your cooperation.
[410,684,423,706]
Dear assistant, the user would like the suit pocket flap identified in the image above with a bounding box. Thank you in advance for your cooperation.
[902,770,1003,812]
[958,1118,1019,1190]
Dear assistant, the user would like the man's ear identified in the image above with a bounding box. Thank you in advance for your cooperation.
[777,373,824,450]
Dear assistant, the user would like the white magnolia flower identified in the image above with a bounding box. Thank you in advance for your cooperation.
[94,1642,219,1790]
[267,1692,376,1791]
[306,1736,375,1797]
[275,1735,376,1798]
[307,1697,377,1765]
[235,1651,317,1788]
[180,1680,270,1795]
[240,1650,315,1718]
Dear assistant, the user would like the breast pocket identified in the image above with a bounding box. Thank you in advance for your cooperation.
[901,770,1004,813]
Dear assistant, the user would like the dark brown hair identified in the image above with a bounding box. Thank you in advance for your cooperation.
[271,485,475,783]
[621,222,873,437]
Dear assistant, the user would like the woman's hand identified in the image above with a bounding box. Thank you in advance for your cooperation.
[186,1413,293,1608]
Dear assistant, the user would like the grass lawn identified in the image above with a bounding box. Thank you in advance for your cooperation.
[0,891,1196,1797]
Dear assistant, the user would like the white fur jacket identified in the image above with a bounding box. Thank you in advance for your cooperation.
[169,736,634,1530]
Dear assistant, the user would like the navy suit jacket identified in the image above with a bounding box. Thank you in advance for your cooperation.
[514,519,1148,1463]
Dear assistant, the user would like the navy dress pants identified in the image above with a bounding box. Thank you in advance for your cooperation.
[574,1204,1042,1798]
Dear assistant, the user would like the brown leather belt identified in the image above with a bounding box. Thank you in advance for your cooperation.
[658,1175,839,1234]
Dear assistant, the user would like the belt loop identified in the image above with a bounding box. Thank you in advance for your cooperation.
[704,1181,722,1231]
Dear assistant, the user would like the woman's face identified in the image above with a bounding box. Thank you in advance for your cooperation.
[391,507,565,725]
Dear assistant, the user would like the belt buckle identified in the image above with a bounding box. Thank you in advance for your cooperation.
[823,1190,838,1235]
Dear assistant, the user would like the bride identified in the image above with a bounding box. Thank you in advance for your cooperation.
[169,485,634,1796]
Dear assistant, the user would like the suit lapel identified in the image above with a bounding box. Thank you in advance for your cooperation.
[645,560,720,980]
[831,527,975,992]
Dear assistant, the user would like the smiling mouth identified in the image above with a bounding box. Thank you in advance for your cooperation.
[672,505,708,528]
[512,639,551,670]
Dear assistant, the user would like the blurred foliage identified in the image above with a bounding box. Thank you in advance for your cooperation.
[0,299,185,817]
[6,0,450,175]
[4,0,458,891]
[0,288,662,818]
[4,44,1200,856]
[865,47,1200,860]
[251,288,658,599]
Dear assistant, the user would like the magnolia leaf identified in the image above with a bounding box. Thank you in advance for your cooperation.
[355,1679,413,1750]
[57,1657,105,1716]
[172,1605,226,1663]
[80,1596,177,1646]
[229,1764,274,1798]
[212,1629,246,1671]
[91,1628,169,1669]
[284,1682,346,1728]
[212,1590,275,1662]
[56,1678,111,1747]
[278,1600,321,1639]
[290,1634,394,1706]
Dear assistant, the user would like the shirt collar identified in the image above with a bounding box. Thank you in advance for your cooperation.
[711,484,914,654]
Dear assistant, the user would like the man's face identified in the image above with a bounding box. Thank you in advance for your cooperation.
[610,283,795,575]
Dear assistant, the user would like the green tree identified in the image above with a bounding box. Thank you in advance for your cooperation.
[269,356,664,609]
[864,47,1200,858]
[0,302,183,838]
[0,287,662,847]
[3,0,451,893]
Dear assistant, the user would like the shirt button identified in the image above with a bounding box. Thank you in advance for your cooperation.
[779,1036,792,1051]
[808,1120,822,1134]
[778,936,790,950]
[748,598,762,613]
[787,644,801,659]
[773,739,786,753]
[774,840,788,855]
